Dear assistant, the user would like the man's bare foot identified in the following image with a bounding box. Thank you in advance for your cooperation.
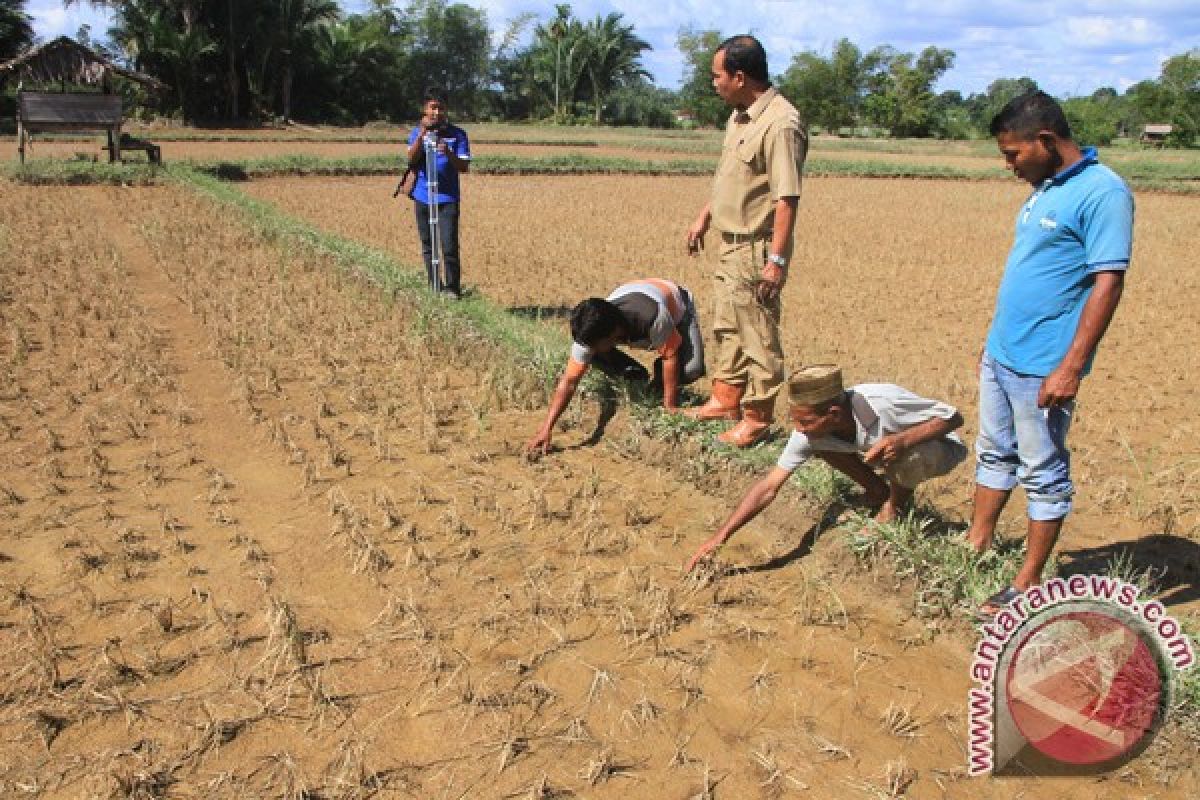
[874,500,901,524]
[871,483,912,525]
[959,528,992,554]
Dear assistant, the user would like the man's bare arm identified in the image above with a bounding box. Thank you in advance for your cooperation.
[1039,271,1124,408]
[526,368,584,457]
[863,412,964,467]
[685,467,792,572]
[758,196,798,303]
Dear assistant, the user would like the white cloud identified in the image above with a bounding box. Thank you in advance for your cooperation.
[26,0,1200,96]
[27,0,110,40]
[1065,16,1164,50]
[500,0,1195,94]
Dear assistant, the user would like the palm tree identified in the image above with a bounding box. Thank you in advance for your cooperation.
[217,0,272,121]
[547,3,570,122]
[64,0,203,35]
[0,0,34,62]
[558,17,589,115]
[272,0,339,122]
[579,12,649,123]
[140,8,216,121]
[312,16,384,115]
[72,2,213,121]
[530,4,575,121]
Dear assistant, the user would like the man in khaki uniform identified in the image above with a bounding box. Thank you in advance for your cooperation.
[685,34,807,447]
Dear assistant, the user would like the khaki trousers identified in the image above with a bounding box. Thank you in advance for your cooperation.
[710,235,788,409]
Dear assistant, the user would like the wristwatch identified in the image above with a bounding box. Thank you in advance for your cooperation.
[767,253,788,268]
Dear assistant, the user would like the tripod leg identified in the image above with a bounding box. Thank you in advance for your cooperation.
[430,203,440,293]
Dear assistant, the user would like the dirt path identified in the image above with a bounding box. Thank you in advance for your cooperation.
[0,184,1193,798]
[85,189,391,634]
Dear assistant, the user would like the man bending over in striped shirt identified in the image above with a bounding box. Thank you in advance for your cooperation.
[526,279,705,458]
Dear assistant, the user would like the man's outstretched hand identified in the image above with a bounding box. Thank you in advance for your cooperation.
[525,431,552,461]
[685,537,722,574]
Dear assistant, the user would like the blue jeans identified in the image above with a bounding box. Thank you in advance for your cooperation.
[975,352,1074,521]
[414,200,461,294]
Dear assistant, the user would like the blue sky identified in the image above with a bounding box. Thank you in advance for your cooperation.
[27,0,1200,96]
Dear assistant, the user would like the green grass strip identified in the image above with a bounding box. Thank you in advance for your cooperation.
[10,151,1199,194]
[174,152,1000,180]
[2,159,163,186]
[810,158,1001,179]
[178,153,716,179]
[180,152,995,180]
[845,512,1035,618]
[168,164,568,397]
[183,153,1200,191]
[3,131,602,146]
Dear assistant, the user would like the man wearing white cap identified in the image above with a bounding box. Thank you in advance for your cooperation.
[685,365,966,572]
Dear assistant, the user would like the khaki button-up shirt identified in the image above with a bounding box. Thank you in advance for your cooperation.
[710,87,808,236]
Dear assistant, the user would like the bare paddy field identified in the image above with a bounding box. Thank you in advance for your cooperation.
[11,124,1193,179]
[1,165,1197,798]
[245,173,1200,550]
[7,137,669,163]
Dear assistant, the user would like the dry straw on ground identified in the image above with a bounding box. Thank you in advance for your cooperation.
[0,164,1196,798]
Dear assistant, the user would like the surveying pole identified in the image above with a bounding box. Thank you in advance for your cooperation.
[423,131,442,294]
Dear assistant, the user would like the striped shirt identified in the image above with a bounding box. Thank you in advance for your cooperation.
[569,279,687,370]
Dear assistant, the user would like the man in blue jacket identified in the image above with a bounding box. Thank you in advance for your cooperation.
[965,91,1134,617]
[406,87,471,298]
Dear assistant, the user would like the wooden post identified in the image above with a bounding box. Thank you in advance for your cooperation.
[16,85,24,164]
[103,77,119,162]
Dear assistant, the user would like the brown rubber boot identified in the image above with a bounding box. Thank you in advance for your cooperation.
[684,379,743,421]
[717,401,773,447]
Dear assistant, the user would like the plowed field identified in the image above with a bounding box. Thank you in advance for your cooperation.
[1,158,1197,798]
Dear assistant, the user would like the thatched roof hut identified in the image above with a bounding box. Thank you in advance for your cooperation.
[0,36,165,91]
[3,37,167,163]
[1139,124,1174,146]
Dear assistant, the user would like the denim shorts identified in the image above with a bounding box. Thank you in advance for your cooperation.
[975,352,1074,520]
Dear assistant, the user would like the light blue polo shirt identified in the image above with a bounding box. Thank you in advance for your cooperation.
[985,147,1134,377]
[406,123,471,205]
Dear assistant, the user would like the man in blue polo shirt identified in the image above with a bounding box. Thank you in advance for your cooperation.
[406,87,471,298]
[965,91,1134,617]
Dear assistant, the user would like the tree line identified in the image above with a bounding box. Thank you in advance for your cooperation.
[681,34,1199,146]
[1,1,1197,145]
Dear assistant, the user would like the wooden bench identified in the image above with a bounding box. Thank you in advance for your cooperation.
[118,132,161,164]
[16,91,150,163]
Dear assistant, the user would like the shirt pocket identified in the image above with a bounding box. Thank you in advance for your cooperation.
[733,127,766,173]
